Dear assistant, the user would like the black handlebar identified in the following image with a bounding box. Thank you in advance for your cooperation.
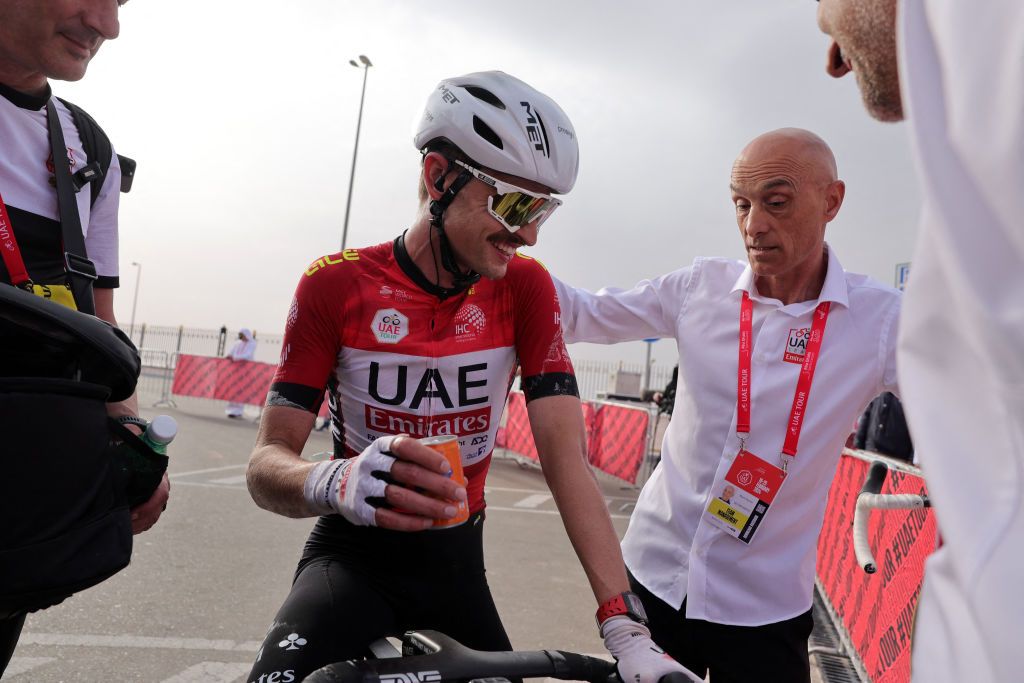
[860,460,889,496]
[304,630,617,683]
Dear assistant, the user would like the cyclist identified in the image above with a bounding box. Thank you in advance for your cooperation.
[245,71,697,683]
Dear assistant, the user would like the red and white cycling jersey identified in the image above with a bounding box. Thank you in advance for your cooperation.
[269,237,577,513]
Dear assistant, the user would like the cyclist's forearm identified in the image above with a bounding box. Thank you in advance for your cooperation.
[247,445,320,518]
[548,462,630,604]
[528,396,629,603]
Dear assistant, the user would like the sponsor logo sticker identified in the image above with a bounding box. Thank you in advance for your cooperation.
[784,327,810,364]
[372,308,409,344]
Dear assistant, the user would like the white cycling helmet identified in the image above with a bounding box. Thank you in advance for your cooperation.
[413,70,579,194]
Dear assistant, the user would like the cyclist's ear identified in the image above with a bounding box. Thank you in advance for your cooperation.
[423,152,452,199]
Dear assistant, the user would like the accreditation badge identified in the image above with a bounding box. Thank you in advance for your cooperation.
[704,450,787,544]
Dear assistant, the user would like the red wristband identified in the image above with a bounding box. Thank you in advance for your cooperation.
[596,591,648,626]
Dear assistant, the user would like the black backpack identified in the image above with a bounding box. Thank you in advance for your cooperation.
[0,285,145,619]
[57,97,136,204]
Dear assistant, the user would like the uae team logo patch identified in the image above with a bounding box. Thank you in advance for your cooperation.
[784,327,810,364]
[372,308,408,344]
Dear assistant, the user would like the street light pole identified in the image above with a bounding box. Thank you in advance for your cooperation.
[340,54,373,251]
[129,261,142,340]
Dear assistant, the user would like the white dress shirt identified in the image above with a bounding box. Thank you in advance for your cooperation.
[555,245,900,626]
[898,3,1024,681]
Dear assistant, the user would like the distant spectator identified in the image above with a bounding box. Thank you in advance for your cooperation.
[854,392,913,463]
[225,328,257,419]
[652,365,678,416]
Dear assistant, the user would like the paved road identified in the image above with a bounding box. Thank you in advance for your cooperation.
[7,395,635,682]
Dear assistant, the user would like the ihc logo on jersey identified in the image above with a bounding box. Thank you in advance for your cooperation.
[454,304,486,342]
[372,308,409,344]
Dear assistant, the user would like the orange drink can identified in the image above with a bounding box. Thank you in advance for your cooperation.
[420,435,469,528]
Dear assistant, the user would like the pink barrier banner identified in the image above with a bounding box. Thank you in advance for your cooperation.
[816,453,936,682]
[172,354,329,416]
[587,403,648,484]
[500,391,538,461]
[498,392,647,484]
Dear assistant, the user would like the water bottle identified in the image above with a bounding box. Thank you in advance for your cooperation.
[141,415,177,455]
[120,415,177,506]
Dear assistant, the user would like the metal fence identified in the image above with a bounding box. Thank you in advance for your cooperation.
[127,324,677,405]
[125,324,283,366]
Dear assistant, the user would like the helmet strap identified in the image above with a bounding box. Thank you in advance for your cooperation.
[428,169,481,289]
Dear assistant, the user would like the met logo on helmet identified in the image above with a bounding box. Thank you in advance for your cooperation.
[372,309,409,344]
[439,85,460,104]
[520,101,549,157]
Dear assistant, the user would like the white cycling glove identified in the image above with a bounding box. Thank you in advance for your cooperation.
[303,436,397,526]
[601,616,702,683]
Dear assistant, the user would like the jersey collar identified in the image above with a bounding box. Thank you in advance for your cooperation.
[393,232,465,301]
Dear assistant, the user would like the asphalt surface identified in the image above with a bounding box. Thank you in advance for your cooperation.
[7,393,637,682]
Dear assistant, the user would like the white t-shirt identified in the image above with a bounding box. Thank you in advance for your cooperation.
[556,245,901,625]
[897,2,1024,681]
[0,83,121,288]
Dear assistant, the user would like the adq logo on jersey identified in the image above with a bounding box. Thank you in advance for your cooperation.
[372,308,409,344]
[784,327,810,364]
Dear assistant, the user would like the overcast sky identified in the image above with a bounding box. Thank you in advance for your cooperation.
[60,0,920,366]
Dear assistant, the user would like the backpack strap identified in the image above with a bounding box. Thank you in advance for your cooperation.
[56,97,135,206]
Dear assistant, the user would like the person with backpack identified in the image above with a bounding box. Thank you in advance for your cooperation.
[0,0,169,672]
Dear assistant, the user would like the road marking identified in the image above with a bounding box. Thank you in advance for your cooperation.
[160,661,252,683]
[209,474,248,485]
[4,656,55,677]
[486,484,637,502]
[487,505,630,520]
[513,493,552,508]
[19,632,261,652]
[171,464,247,479]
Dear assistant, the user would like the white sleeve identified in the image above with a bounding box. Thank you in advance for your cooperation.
[84,149,121,285]
[880,294,901,397]
[906,1,1024,256]
[552,267,693,345]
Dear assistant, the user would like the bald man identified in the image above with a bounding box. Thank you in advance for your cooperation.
[554,129,901,682]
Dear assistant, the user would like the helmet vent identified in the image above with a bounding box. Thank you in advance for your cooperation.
[472,116,504,150]
[464,86,506,110]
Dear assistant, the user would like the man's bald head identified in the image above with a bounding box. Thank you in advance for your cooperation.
[729,128,846,304]
[732,128,838,189]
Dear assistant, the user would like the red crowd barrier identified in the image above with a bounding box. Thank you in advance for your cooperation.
[498,392,538,461]
[816,452,936,682]
[498,392,649,484]
[588,403,649,484]
[171,354,329,416]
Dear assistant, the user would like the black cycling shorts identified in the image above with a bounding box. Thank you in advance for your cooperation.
[247,512,512,683]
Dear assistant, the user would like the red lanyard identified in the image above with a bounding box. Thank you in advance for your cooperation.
[0,192,32,287]
[737,290,831,462]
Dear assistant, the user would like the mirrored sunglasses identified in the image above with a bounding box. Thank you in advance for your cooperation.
[454,160,562,232]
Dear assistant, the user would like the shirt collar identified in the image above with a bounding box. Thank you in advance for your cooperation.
[0,81,52,110]
[730,242,849,313]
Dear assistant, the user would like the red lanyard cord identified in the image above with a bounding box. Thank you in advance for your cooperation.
[0,192,32,288]
[737,290,831,460]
